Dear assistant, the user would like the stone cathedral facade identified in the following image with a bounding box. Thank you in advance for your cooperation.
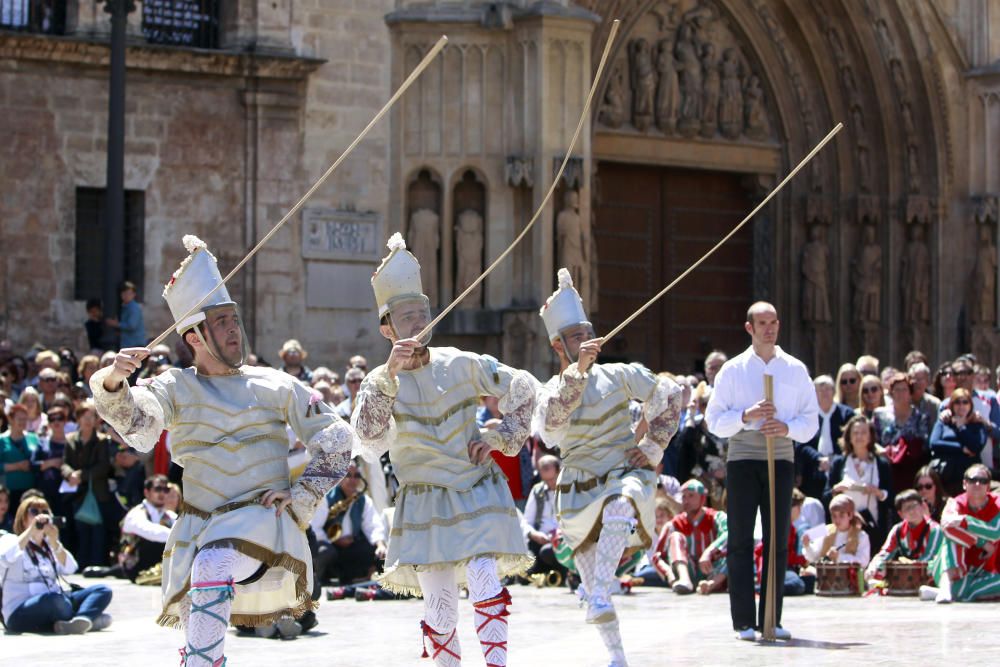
[1,0,999,379]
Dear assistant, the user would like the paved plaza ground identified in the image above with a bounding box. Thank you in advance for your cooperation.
[2,575,993,666]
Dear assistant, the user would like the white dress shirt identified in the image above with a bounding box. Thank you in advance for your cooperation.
[311,493,387,546]
[122,499,176,543]
[817,405,836,456]
[705,346,819,460]
[802,526,871,567]
[519,485,558,539]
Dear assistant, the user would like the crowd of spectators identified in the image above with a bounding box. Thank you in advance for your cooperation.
[4,307,1000,636]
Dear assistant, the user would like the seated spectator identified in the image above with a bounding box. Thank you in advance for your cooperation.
[36,369,60,415]
[908,362,941,420]
[76,355,100,399]
[18,386,47,435]
[0,484,12,532]
[60,401,116,568]
[974,364,994,395]
[914,465,949,523]
[755,489,812,596]
[873,373,931,494]
[796,491,826,534]
[675,383,727,509]
[834,363,862,410]
[802,493,871,567]
[826,415,893,548]
[35,406,68,511]
[520,455,565,579]
[858,374,884,419]
[336,367,366,421]
[310,366,340,388]
[278,339,313,383]
[921,464,1000,603]
[628,498,675,587]
[112,440,146,508]
[310,460,387,584]
[0,495,112,633]
[1,404,40,507]
[651,479,727,595]
[941,358,1000,471]
[865,489,944,586]
[796,375,853,500]
[929,388,988,495]
[933,362,956,401]
[164,482,182,514]
[857,355,880,377]
[119,475,176,582]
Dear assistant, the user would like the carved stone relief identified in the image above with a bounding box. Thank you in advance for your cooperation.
[454,209,484,310]
[901,222,931,351]
[406,169,442,307]
[556,189,590,310]
[852,223,882,354]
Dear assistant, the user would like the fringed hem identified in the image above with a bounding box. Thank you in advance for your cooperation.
[377,553,535,597]
[155,538,312,630]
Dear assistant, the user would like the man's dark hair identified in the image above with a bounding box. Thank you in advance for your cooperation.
[85,299,102,312]
[894,489,922,512]
[144,474,169,491]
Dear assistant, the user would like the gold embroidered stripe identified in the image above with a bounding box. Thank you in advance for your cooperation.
[567,416,632,440]
[172,430,288,454]
[172,418,280,434]
[394,396,480,426]
[390,505,517,534]
[394,380,476,407]
[572,400,629,426]
[183,455,288,478]
[173,403,284,418]
[397,416,477,445]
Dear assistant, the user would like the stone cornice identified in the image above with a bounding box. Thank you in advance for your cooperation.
[385,1,599,26]
[0,32,325,80]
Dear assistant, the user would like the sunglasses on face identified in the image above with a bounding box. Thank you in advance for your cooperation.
[966,477,991,485]
[862,387,881,394]
[47,414,66,423]
[916,483,935,491]
[952,400,971,406]
[955,370,972,376]
[40,377,56,383]
[151,486,170,493]
[347,379,362,385]
[840,377,858,385]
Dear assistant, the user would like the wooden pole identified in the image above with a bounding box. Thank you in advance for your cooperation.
[762,373,777,641]
[144,35,450,349]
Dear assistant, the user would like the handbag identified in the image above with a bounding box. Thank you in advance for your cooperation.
[74,487,103,526]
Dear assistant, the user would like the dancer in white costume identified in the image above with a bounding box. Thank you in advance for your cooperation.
[91,236,353,666]
[352,234,535,666]
[534,269,683,667]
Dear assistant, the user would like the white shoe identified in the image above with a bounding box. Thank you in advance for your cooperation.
[935,590,952,604]
[90,613,113,631]
[586,595,617,624]
[918,585,938,601]
[54,616,92,634]
[276,616,302,638]
[773,627,791,640]
[735,627,756,642]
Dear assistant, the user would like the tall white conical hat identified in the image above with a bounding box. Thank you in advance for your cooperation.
[162,235,235,334]
[540,268,590,340]
[371,232,425,317]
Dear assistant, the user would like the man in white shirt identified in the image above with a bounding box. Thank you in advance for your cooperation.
[519,455,564,578]
[705,302,818,642]
[310,460,388,584]
[120,474,176,581]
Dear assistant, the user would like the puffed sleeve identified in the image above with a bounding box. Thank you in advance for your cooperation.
[90,367,175,453]
[531,363,589,449]
[472,355,539,457]
[350,364,399,463]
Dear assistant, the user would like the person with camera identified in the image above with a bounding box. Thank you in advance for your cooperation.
[0,496,112,633]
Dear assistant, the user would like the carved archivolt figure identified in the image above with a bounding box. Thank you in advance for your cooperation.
[629,38,656,131]
[972,224,997,325]
[718,48,744,139]
[743,75,769,140]
[700,43,721,138]
[407,208,440,307]
[454,209,484,309]
[655,38,679,133]
[801,224,832,324]
[599,64,627,129]
[900,223,931,326]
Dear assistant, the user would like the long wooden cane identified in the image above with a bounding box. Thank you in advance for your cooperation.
[144,35,450,349]
[413,19,622,342]
[762,374,777,641]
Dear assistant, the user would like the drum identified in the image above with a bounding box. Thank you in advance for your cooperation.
[884,561,928,596]
[815,562,862,597]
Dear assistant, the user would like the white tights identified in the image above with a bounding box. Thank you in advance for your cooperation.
[180,545,262,666]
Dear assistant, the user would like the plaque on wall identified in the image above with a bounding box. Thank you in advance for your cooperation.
[302,208,381,262]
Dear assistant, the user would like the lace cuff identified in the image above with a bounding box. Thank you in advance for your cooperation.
[483,371,537,457]
[367,365,399,398]
[90,367,165,453]
[531,364,587,448]
[642,376,683,450]
[350,368,397,462]
[290,422,354,530]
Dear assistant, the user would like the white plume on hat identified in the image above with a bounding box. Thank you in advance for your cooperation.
[371,232,425,318]
[540,267,590,340]
[162,235,234,334]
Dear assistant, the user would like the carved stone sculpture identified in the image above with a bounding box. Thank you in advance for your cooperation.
[901,223,930,326]
[598,63,627,129]
[675,24,702,136]
[907,144,921,194]
[852,224,882,352]
[407,208,440,308]
[700,43,721,138]
[655,38,679,133]
[972,224,997,325]
[718,48,743,139]
[556,190,588,300]
[801,224,832,324]
[629,38,656,132]
[454,209,484,309]
[743,75,769,140]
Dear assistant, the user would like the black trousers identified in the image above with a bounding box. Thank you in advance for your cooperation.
[726,459,793,631]
[527,539,566,576]
[315,534,377,584]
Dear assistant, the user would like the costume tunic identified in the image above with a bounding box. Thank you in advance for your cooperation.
[91,365,352,627]
[352,347,536,595]
[534,363,682,552]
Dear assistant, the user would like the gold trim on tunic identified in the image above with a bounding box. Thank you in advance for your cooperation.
[572,400,629,426]
[397,416,478,445]
[390,505,519,535]
[394,396,480,426]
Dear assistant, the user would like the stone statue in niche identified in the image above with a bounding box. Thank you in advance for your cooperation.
[718,48,743,139]
[655,37,679,133]
[700,42,721,138]
[407,208,440,308]
[900,223,931,327]
[454,209,484,309]
[852,224,882,352]
[598,63,627,129]
[675,23,702,136]
[743,74,769,140]
[801,224,832,325]
[850,104,872,192]
[901,102,916,138]
[556,190,588,301]
[907,144,921,194]
[629,38,656,132]
[972,224,997,325]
